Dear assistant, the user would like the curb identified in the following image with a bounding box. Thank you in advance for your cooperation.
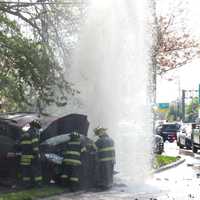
[153,157,185,173]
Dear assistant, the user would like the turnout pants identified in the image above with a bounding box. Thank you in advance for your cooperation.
[20,155,42,187]
[61,164,80,190]
[96,161,114,189]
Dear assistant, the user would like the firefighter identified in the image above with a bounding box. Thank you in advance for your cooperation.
[94,126,115,190]
[61,131,86,191]
[19,119,43,188]
[81,137,97,190]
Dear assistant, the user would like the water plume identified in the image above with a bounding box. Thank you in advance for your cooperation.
[61,0,153,183]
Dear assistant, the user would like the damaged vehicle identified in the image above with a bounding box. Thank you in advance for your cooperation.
[0,112,95,188]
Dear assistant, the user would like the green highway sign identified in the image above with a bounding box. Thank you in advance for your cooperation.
[158,103,169,109]
[157,103,169,113]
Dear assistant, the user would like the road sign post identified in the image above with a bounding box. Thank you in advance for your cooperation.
[199,84,200,104]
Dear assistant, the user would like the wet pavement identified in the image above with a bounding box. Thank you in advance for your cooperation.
[148,143,200,200]
[41,142,200,200]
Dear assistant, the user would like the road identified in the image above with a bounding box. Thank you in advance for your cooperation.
[148,142,200,199]
[42,142,200,200]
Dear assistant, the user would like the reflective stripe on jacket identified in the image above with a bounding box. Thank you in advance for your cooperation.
[20,133,33,155]
[20,154,34,165]
[63,138,86,166]
[20,127,40,164]
[95,134,115,162]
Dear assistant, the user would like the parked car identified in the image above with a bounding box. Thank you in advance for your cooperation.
[157,123,181,142]
[191,123,200,153]
[153,134,164,154]
[177,123,192,149]
[0,112,93,187]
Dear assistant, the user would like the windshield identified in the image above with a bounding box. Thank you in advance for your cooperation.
[162,124,180,132]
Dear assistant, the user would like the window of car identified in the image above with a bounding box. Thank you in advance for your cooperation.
[162,124,180,132]
[181,123,192,135]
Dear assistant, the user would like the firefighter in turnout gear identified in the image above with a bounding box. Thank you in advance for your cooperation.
[94,126,115,190]
[61,131,86,191]
[19,119,42,188]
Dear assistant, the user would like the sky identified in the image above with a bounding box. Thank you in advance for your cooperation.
[156,0,200,103]
[157,60,200,102]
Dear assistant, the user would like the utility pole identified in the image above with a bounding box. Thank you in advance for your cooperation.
[182,89,185,122]
[150,0,159,133]
[176,77,181,120]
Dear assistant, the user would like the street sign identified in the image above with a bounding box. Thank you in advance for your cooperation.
[158,103,169,109]
[158,103,169,113]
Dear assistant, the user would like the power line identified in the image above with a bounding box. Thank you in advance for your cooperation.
[0,1,84,5]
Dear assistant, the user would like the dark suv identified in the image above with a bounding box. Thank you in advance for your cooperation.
[157,123,181,142]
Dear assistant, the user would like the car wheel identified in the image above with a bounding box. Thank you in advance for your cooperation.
[179,144,184,149]
[186,146,191,150]
[177,138,181,147]
[192,145,198,153]
[186,140,192,150]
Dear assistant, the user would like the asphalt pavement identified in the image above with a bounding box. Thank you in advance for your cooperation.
[41,142,200,200]
[148,142,200,199]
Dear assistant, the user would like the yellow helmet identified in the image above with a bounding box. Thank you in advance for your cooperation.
[94,126,107,136]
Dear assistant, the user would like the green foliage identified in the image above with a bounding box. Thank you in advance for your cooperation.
[165,102,182,122]
[0,12,75,112]
[0,186,64,200]
[153,155,180,169]
[165,104,176,121]
[185,97,199,122]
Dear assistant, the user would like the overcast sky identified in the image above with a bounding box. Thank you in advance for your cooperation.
[156,0,200,103]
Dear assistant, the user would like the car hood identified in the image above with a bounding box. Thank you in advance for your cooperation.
[0,113,89,154]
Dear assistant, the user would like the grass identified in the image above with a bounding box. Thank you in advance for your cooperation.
[0,185,65,200]
[153,154,181,169]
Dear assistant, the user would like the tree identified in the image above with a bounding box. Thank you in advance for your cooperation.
[165,102,176,121]
[165,101,182,122]
[0,12,76,112]
[155,0,200,75]
[0,0,85,66]
[0,1,86,112]
[185,97,199,122]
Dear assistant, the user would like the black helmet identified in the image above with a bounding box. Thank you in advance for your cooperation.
[29,119,41,129]
[70,131,80,140]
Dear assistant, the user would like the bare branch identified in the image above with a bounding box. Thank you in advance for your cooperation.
[0,6,42,37]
